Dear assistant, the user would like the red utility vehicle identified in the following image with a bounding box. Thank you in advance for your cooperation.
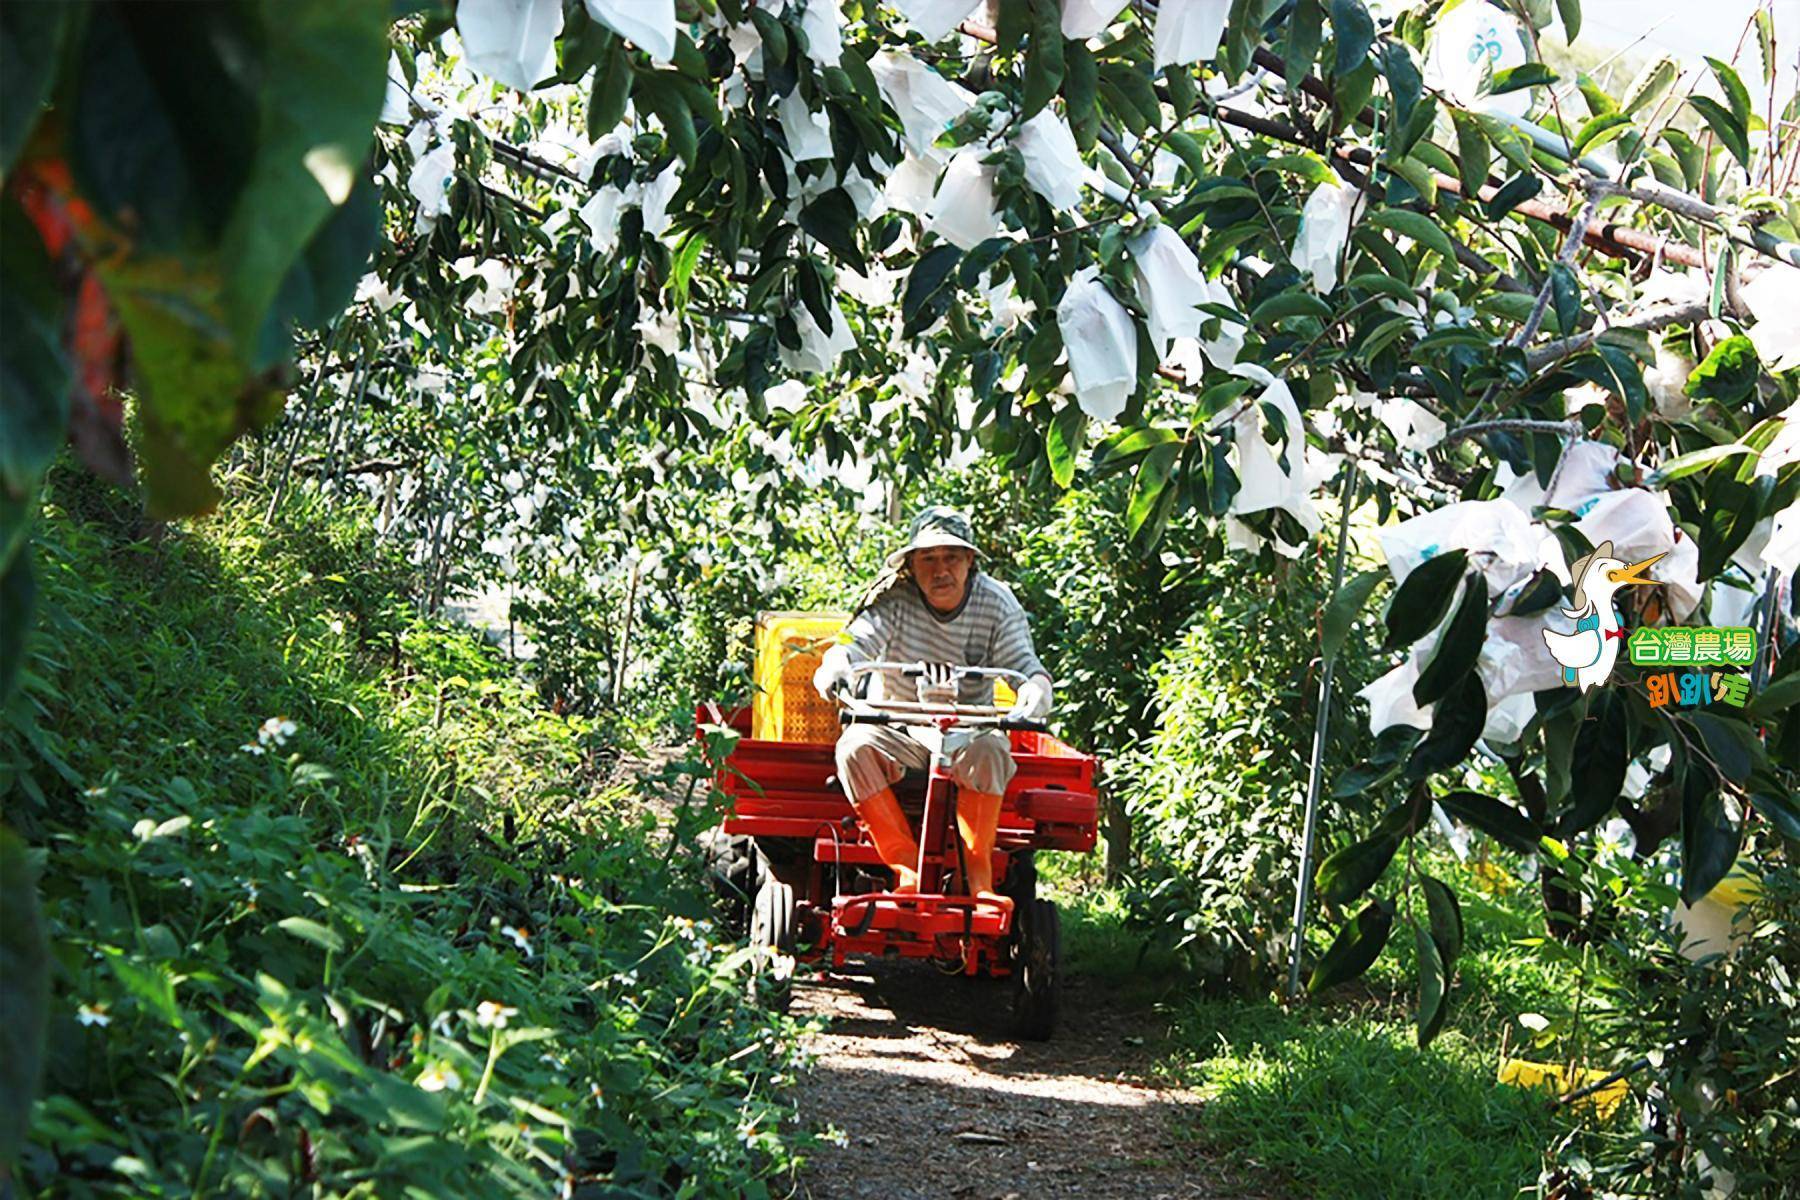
[699,662,1098,1039]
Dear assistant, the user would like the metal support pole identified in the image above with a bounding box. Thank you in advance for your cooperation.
[1287,464,1359,999]
[1753,566,1782,693]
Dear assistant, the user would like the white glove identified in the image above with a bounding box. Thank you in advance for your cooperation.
[813,645,853,700]
[917,662,958,707]
[1008,675,1053,722]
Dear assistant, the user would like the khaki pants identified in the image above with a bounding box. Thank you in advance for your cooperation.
[835,723,1017,802]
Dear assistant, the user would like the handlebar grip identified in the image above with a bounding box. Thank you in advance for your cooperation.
[997,719,1050,733]
[840,711,896,726]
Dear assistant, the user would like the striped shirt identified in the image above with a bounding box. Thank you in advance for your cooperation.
[844,573,1047,704]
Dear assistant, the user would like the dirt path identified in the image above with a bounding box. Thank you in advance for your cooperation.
[790,959,1257,1200]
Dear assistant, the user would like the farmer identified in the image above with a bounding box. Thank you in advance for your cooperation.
[811,506,1054,900]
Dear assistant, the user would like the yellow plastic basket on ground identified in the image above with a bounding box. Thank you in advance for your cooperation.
[749,610,1019,743]
[1496,1058,1628,1121]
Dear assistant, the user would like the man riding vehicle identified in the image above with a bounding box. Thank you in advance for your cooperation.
[811,506,1054,901]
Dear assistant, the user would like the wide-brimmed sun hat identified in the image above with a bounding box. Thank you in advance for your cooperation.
[883,505,980,569]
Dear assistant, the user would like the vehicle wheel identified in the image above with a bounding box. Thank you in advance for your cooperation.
[748,875,797,1012]
[998,850,1037,908]
[701,829,758,937]
[1009,898,1061,1041]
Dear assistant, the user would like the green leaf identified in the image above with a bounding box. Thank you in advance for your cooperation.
[1323,568,1385,665]
[1746,784,1800,840]
[1489,62,1557,95]
[749,7,788,66]
[1413,575,1489,706]
[1704,56,1751,129]
[72,0,387,516]
[1316,830,1401,908]
[799,188,866,271]
[1620,54,1679,117]
[1285,0,1326,85]
[0,197,70,573]
[1437,790,1540,853]
[1575,72,1617,119]
[0,554,33,701]
[1571,111,1635,157]
[1746,673,1800,720]
[636,73,696,166]
[1557,688,1628,835]
[671,233,707,305]
[1756,10,1776,87]
[1331,59,1377,132]
[1406,672,1486,779]
[1383,550,1468,650]
[1555,0,1582,42]
[1413,921,1448,1047]
[1047,403,1086,489]
[1549,262,1580,337]
[1451,110,1490,198]
[1382,40,1421,130]
[1251,290,1335,324]
[107,955,183,1028]
[1126,442,1179,540]
[1345,272,1416,302]
[900,245,961,335]
[1688,95,1751,169]
[588,39,633,139]
[1680,767,1742,906]
[1329,0,1375,75]
[1020,0,1064,120]
[1308,898,1395,993]
[1698,464,1774,579]
[1065,39,1098,146]
[1420,872,1464,968]
[266,170,380,341]
[1366,208,1457,266]
[1687,711,1759,785]
[0,829,48,1165]
[1479,114,1536,171]
[277,915,346,953]
[215,0,389,356]
[0,1,72,175]
[1646,444,1752,488]
[1683,335,1760,406]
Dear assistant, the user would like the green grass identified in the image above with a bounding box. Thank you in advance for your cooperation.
[1175,998,1563,1200]
[1043,856,1593,1200]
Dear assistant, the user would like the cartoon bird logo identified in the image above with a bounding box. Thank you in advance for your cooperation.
[1542,540,1666,691]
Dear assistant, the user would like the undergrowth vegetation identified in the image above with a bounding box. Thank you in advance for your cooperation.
[3,471,812,1198]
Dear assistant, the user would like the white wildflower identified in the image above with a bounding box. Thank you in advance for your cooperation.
[416,1063,463,1092]
[501,925,535,958]
[475,1000,518,1029]
[76,1003,111,1028]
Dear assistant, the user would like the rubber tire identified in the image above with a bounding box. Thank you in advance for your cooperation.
[1009,898,1061,1041]
[748,875,797,1012]
[701,829,758,937]
[998,850,1038,908]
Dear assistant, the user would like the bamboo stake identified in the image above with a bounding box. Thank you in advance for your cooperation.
[611,557,642,706]
[1287,462,1360,1000]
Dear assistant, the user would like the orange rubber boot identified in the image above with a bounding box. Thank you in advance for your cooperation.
[955,789,1005,903]
[852,786,920,893]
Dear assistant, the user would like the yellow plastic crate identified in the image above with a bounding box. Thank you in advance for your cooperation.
[749,610,1019,743]
[752,612,848,743]
[1497,1058,1628,1120]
